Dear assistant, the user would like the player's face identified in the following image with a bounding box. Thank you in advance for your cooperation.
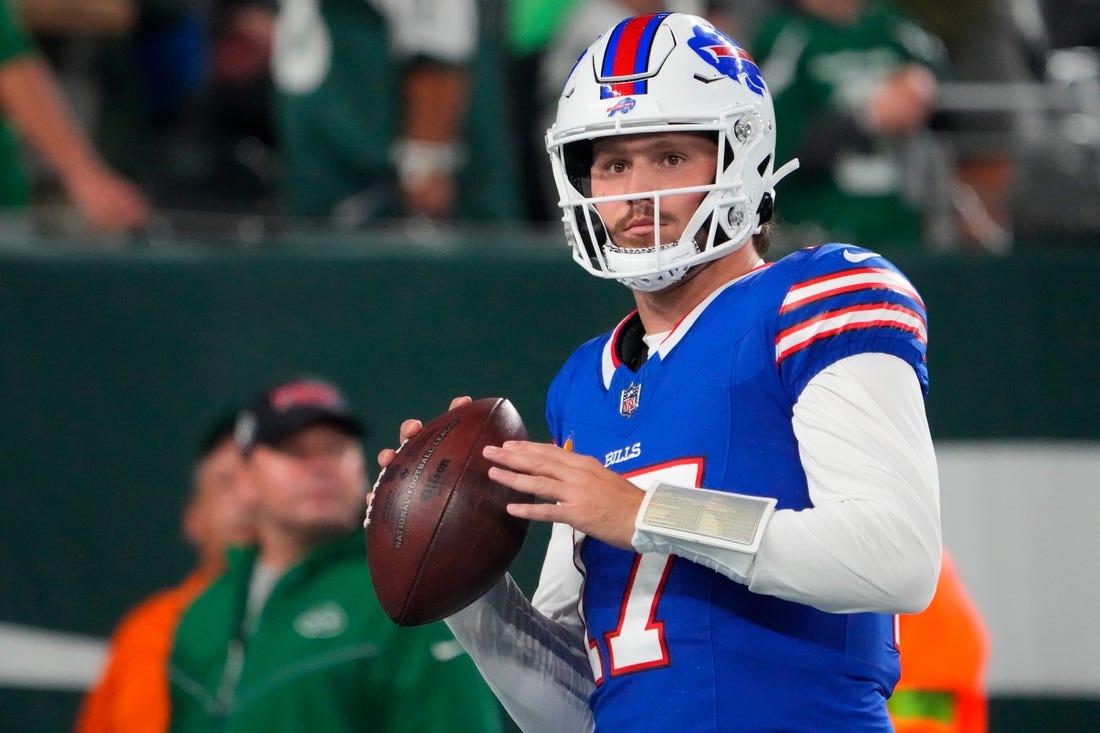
[247,424,366,541]
[589,132,718,250]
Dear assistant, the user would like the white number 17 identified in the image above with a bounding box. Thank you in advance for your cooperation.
[582,458,704,683]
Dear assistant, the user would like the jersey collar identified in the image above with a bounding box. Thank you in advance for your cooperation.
[600,264,770,389]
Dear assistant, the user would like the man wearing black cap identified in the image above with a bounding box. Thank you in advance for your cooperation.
[168,377,502,732]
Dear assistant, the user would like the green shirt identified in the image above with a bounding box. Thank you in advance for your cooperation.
[754,2,946,248]
[0,0,33,208]
[169,530,503,733]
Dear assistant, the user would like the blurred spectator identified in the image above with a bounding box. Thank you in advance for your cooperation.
[1040,0,1100,50]
[168,377,503,732]
[890,551,990,733]
[136,0,281,220]
[0,0,149,235]
[701,0,773,45]
[506,0,578,221]
[898,0,1041,251]
[208,0,276,149]
[15,0,136,36]
[1009,0,1100,245]
[74,417,255,733]
[272,0,477,224]
[92,0,212,212]
[752,0,947,250]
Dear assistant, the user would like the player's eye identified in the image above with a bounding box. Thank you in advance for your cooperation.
[592,159,627,178]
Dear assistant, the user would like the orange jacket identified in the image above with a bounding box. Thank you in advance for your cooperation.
[891,553,989,733]
[74,572,212,733]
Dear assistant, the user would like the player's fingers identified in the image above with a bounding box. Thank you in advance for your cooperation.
[486,442,602,481]
[398,419,423,442]
[505,500,561,524]
[448,395,473,411]
[487,464,568,502]
[484,443,562,480]
[500,439,600,467]
[377,448,396,468]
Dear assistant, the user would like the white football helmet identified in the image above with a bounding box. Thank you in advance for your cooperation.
[546,12,798,291]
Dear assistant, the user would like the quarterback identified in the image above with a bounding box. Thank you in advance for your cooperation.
[381,11,941,732]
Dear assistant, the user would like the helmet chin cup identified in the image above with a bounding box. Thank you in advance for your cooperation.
[605,238,698,292]
[546,12,793,291]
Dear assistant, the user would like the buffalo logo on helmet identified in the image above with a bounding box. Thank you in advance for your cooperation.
[606,96,637,117]
[687,24,767,97]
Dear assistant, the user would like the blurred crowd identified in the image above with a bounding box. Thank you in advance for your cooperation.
[3,0,1099,251]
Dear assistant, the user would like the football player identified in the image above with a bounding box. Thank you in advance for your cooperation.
[380,12,941,732]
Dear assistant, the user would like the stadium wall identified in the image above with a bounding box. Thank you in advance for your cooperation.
[1,233,1097,731]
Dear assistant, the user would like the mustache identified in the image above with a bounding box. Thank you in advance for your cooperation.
[613,206,671,232]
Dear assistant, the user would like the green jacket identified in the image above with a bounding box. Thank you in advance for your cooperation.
[169,530,502,733]
[753,1,947,248]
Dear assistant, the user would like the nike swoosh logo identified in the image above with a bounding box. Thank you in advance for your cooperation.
[430,639,467,662]
[843,249,880,263]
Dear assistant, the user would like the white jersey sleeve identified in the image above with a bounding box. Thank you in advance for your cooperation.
[631,351,940,614]
[445,523,594,733]
[748,351,942,612]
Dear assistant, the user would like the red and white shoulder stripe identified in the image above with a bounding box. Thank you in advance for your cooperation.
[775,266,927,365]
[780,267,925,314]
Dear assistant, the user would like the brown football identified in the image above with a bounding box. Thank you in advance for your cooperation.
[366,397,530,625]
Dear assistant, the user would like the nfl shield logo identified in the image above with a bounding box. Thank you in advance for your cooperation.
[619,383,642,417]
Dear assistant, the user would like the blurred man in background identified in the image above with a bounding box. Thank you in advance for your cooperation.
[75,417,255,732]
[168,377,502,732]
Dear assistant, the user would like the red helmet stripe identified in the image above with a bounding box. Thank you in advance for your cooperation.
[600,13,670,98]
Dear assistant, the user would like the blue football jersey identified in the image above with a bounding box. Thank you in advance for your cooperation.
[545,244,928,732]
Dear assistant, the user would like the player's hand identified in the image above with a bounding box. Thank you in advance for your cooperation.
[376,396,472,470]
[482,441,645,551]
[369,397,473,519]
[63,163,150,234]
[865,65,937,135]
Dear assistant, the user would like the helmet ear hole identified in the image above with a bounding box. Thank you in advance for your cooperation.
[757,192,774,225]
[564,140,594,196]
